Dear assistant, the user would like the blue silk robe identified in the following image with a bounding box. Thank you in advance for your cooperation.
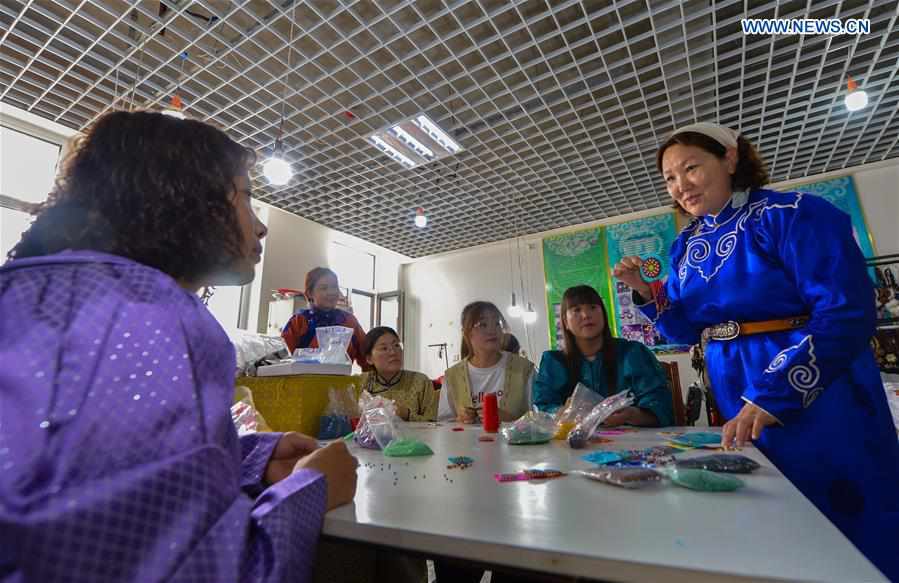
[639,188,899,579]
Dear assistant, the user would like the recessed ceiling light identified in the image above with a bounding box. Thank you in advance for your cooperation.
[368,113,463,169]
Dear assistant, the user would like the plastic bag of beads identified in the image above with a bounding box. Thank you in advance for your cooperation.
[567,392,635,449]
[502,410,556,445]
[553,383,603,439]
[232,386,271,436]
[354,391,400,450]
[674,454,760,474]
[669,432,722,448]
[318,386,358,439]
[573,467,663,489]
[609,446,679,467]
[383,438,434,457]
[664,467,745,491]
[316,325,354,364]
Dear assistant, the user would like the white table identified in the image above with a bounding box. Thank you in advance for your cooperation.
[323,423,886,582]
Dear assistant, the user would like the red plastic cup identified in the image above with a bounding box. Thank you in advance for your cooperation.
[482,393,499,433]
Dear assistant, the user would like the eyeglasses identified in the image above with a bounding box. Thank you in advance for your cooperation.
[472,319,505,332]
[373,342,403,354]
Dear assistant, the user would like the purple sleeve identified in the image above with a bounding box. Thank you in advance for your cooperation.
[239,432,282,495]
[244,470,328,582]
[0,256,327,583]
[238,434,329,580]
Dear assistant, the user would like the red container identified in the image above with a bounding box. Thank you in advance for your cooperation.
[482,393,499,433]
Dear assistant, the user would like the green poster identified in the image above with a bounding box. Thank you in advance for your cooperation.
[542,227,613,350]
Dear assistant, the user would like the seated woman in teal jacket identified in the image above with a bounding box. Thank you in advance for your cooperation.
[534,285,674,427]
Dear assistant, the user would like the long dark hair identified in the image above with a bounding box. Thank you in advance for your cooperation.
[460,301,504,360]
[10,111,255,281]
[560,285,617,391]
[656,132,769,214]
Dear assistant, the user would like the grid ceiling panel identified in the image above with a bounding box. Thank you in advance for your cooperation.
[1,0,897,257]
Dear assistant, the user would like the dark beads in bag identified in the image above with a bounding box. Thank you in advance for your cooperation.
[674,454,760,474]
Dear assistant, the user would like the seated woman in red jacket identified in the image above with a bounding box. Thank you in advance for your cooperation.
[281,267,368,368]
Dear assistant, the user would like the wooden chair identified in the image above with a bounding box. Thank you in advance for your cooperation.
[659,360,687,426]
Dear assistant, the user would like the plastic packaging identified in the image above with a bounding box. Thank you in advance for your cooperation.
[580,451,624,465]
[674,454,760,474]
[552,383,603,439]
[610,446,679,467]
[318,386,358,439]
[316,326,354,364]
[664,467,745,491]
[383,438,434,457]
[354,391,399,450]
[573,467,663,489]
[231,386,271,436]
[495,469,566,482]
[670,432,722,448]
[567,391,635,449]
[225,328,288,376]
[353,390,432,455]
[292,348,324,363]
[502,410,556,445]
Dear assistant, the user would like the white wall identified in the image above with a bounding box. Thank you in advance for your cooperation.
[402,205,668,379]
[403,158,899,383]
[254,203,410,334]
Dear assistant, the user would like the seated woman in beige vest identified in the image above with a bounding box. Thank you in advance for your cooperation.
[358,326,438,421]
[438,301,535,423]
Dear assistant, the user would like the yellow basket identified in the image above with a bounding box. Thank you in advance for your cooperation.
[235,374,362,436]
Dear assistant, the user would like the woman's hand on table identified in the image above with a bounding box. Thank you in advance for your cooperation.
[602,406,659,428]
[295,440,358,510]
[722,402,778,448]
[456,407,479,424]
[396,404,411,421]
[264,432,319,485]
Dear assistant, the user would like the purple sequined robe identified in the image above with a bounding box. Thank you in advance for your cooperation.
[0,251,327,582]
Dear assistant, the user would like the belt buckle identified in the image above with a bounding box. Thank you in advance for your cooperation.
[714,321,740,341]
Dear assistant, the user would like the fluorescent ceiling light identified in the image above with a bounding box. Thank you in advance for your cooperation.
[368,113,462,169]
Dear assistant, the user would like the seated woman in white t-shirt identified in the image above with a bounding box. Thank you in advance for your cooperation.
[438,301,535,423]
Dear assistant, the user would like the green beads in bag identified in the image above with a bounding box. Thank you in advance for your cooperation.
[382,438,434,457]
[666,467,745,492]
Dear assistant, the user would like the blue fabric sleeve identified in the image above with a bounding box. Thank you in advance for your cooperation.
[620,341,675,427]
[532,351,569,413]
[742,195,876,423]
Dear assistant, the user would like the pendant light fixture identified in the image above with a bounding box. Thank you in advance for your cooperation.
[414,207,428,228]
[162,52,188,119]
[844,75,868,112]
[263,8,297,185]
[522,301,537,324]
[508,291,522,318]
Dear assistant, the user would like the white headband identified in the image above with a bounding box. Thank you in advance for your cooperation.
[670,122,740,149]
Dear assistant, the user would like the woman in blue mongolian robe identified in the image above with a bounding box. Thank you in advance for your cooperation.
[613,122,899,579]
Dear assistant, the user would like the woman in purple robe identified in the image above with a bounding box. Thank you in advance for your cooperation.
[0,111,358,582]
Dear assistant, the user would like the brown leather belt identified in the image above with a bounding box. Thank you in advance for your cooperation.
[702,316,809,342]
